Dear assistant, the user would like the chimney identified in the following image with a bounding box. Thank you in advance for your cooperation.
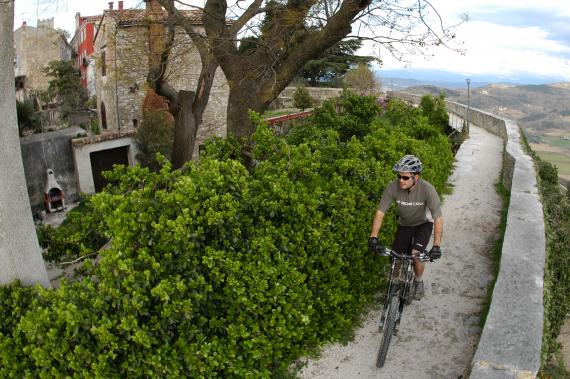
[108,2,114,10]
[118,1,123,11]
[22,21,27,27]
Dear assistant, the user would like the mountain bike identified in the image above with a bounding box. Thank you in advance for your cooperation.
[376,248,433,368]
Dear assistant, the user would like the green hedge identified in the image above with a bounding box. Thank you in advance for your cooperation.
[36,196,107,263]
[1,93,454,377]
[534,157,570,367]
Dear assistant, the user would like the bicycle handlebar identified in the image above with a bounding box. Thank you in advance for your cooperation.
[379,248,433,262]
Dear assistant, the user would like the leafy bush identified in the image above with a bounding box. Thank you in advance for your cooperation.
[420,92,449,132]
[3,93,454,377]
[16,100,41,136]
[538,159,559,184]
[44,60,88,120]
[535,156,570,367]
[301,90,380,142]
[90,117,100,135]
[293,86,314,111]
[36,196,107,263]
[134,111,175,171]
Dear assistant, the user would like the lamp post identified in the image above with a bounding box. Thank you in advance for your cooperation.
[466,78,471,135]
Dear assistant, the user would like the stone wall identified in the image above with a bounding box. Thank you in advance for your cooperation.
[20,127,87,211]
[389,91,545,378]
[269,87,343,109]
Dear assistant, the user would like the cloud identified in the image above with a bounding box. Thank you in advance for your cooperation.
[375,1,570,82]
[468,8,570,48]
[14,0,145,36]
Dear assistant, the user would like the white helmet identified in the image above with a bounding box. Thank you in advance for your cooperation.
[392,155,423,173]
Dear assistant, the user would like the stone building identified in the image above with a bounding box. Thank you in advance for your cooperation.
[14,18,73,100]
[92,0,229,155]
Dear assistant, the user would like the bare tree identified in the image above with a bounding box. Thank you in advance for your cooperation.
[147,1,219,167]
[156,0,461,162]
[344,63,379,96]
[0,0,50,287]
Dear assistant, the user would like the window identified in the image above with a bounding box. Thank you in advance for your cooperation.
[100,102,107,129]
[101,50,106,76]
[132,119,138,128]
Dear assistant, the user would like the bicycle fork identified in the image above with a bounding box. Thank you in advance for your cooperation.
[379,258,401,330]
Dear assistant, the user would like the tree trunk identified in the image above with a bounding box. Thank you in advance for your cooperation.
[0,2,50,287]
[171,90,197,167]
[226,82,270,139]
[146,5,219,168]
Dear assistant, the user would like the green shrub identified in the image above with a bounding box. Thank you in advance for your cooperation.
[16,100,41,136]
[293,86,314,111]
[538,159,559,184]
[420,92,449,132]
[536,157,570,367]
[36,196,107,263]
[3,93,455,377]
[134,111,174,171]
[90,117,100,135]
[302,90,380,142]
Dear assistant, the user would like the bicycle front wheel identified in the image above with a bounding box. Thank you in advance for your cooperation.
[376,295,400,368]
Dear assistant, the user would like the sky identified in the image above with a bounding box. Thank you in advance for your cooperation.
[13,0,570,85]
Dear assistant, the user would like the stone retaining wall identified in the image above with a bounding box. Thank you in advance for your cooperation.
[269,87,343,109]
[389,91,545,378]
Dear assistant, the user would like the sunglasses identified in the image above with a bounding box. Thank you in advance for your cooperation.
[397,175,413,181]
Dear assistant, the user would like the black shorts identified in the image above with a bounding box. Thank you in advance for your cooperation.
[392,222,433,255]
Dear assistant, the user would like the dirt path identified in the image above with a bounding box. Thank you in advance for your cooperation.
[297,125,505,379]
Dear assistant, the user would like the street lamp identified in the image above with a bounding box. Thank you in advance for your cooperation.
[466,78,471,135]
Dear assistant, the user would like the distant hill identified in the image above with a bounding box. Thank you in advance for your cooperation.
[403,82,570,141]
[403,81,570,180]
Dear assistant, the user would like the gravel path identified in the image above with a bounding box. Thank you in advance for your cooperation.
[298,125,504,379]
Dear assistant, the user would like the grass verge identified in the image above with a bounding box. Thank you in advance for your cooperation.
[478,177,510,328]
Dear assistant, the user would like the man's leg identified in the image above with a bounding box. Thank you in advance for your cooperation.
[413,256,425,278]
[411,222,434,300]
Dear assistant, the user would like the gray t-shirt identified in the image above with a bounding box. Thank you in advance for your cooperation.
[378,179,442,226]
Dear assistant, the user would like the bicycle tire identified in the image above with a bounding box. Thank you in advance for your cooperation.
[376,295,399,368]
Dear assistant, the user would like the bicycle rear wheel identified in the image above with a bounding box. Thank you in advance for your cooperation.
[376,295,400,368]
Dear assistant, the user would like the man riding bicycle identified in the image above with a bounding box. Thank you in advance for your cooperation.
[368,155,443,300]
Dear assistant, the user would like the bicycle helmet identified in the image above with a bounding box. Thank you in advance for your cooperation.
[392,155,423,173]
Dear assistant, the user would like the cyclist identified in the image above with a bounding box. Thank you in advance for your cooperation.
[368,155,443,300]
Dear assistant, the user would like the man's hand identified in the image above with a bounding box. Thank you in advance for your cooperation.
[368,237,385,255]
[429,245,442,260]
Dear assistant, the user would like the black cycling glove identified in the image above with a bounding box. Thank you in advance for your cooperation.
[368,237,386,255]
[429,245,442,260]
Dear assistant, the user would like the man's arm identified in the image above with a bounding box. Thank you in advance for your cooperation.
[433,216,443,246]
[370,210,385,238]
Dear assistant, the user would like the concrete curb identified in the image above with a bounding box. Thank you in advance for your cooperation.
[389,92,546,378]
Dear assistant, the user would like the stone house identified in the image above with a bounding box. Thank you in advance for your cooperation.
[92,0,229,156]
[14,18,73,103]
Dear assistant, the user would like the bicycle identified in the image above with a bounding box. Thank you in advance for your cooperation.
[376,248,433,368]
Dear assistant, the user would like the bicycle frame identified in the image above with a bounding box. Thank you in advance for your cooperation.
[376,248,432,368]
[379,250,430,331]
